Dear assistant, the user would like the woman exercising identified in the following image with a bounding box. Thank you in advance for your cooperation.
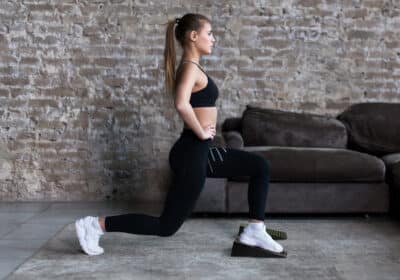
[75,13,285,257]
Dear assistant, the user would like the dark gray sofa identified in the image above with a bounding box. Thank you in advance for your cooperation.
[194,102,400,214]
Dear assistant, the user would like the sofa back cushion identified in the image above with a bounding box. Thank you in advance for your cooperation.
[241,105,348,148]
[338,103,400,155]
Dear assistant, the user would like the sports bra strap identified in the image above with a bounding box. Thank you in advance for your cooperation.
[180,60,207,75]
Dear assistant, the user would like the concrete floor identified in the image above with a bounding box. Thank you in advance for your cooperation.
[1,202,400,280]
[0,201,164,279]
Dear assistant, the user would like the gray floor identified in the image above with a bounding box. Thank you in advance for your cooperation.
[1,202,400,280]
[0,201,163,279]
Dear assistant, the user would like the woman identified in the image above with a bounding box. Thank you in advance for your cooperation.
[75,13,285,257]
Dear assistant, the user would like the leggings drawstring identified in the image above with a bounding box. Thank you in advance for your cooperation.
[208,147,227,174]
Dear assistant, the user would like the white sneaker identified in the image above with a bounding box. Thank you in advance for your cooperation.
[75,216,104,256]
[239,223,284,253]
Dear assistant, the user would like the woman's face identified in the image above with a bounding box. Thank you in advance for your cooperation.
[194,21,215,55]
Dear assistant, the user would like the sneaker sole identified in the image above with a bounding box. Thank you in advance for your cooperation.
[75,219,103,256]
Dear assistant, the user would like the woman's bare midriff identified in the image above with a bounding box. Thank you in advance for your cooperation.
[183,107,218,130]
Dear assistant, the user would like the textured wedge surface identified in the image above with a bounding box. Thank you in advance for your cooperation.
[231,239,288,258]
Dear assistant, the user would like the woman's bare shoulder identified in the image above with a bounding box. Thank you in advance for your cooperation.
[176,62,198,83]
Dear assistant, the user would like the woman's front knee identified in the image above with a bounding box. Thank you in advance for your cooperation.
[159,229,177,237]
[159,222,182,237]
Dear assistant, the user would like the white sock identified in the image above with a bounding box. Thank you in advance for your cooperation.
[246,222,265,231]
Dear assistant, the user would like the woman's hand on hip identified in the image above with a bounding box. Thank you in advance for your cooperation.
[200,124,216,140]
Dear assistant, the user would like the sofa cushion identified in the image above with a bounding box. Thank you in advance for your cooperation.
[337,103,400,155]
[230,146,385,183]
[241,105,348,148]
[227,181,389,213]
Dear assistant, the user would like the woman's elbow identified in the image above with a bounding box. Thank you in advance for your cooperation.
[175,102,190,112]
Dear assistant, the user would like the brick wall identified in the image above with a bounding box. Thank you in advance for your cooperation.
[0,0,399,201]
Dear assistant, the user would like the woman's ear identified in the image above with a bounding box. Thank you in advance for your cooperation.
[189,30,198,42]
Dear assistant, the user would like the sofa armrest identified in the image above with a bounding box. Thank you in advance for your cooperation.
[382,153,400,167]
[222,131,244,149]
[222,117,242,132]
[383,154,400,216]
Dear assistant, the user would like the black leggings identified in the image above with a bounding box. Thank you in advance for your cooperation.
[105,129,270,236]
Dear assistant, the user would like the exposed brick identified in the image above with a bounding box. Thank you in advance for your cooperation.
[240,48,273,57]
[0,77,29,86]
[0,34,7,44]
[28,13,59,22]
[37,120,66,130]
[85,98,124,108]
[28,99,59,108]
[6,140,26,152]
[82,26,103,36]
[11,36,28,45]
[33,36,58,45]
[344,9,368,19]
[385,41,400,49]
[262,39,290,49]
[58,150,89,158]
[27,4,54,12]
[0,89,9,97]
[1,55,18,64]
[10,88,27,98]
[0,1,399,203]
[387,61,400,69]
[363,1,385,8]
[299,102,319,111]
[42,58,67,65]
[3,100,27,108]
[309,8,333,17]
[16,132,36,141]
[365,72,393,79]
[348,30,376,40]
[295,0,323,7]
[238,70,266,79]
[71,112,89,129]
[93,58,120,67]
[103,77,125,87]
[241,17,284,27]
[41,87,74,97]
[79,68,101,77]
[0,67,13,74]
[326,100,350,110]
[59,130,88,141]
[363,82,397,91]
[20,57,39,64]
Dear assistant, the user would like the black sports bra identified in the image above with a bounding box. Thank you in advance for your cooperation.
[180,60,219,108]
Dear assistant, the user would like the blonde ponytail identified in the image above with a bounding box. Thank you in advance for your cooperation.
[164,19,177,96]
[164,14,211,96]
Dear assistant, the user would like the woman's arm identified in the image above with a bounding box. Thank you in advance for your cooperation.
[174,64,212,139]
